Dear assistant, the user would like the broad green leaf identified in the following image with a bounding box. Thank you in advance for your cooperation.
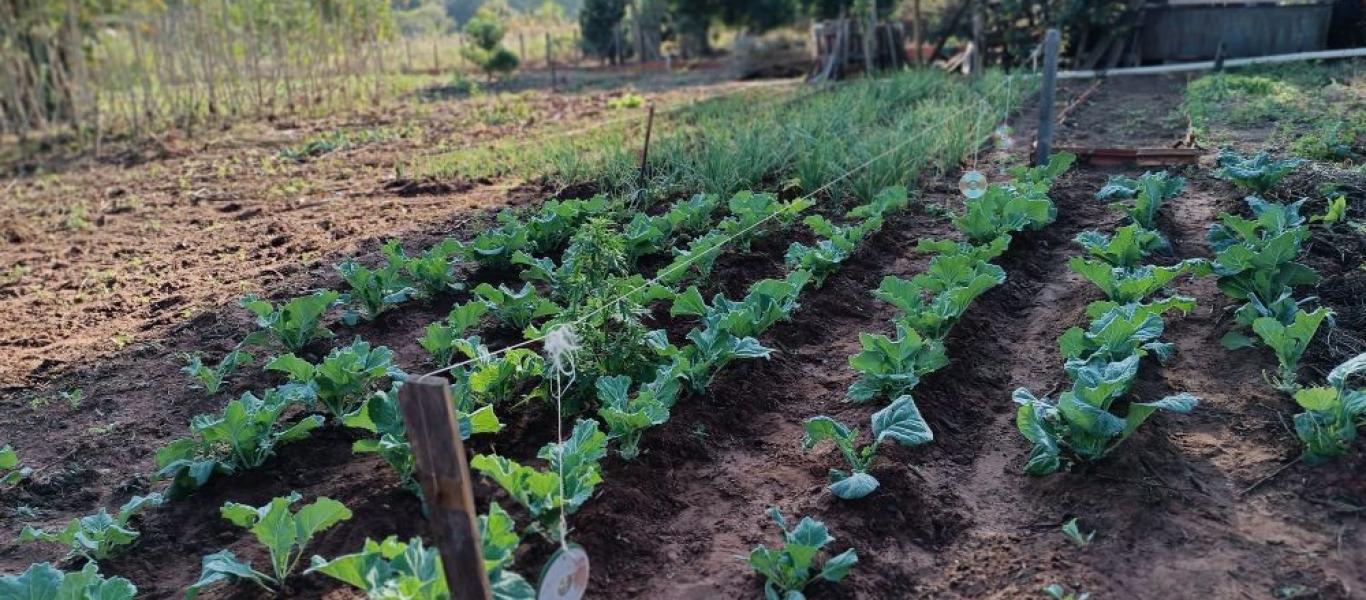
[829,471,879,500]
[871,396,933,446]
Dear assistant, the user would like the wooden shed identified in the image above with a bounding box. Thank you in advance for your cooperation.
[1139,0,1338,62]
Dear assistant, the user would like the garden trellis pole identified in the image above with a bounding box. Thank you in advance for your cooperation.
[637,103,656,192]
[547,32,556,89]
[398,375,492,600]
[1035,28,1060,166]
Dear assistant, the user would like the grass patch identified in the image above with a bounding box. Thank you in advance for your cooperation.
[1183,59,1366,162]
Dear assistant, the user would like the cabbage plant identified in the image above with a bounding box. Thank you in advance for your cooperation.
[802,395,933,499]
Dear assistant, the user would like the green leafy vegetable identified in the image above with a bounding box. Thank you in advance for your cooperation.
[468,348,545,406]
[346,382,502,499]
[1104,171,1185,230]
[268,338,400,421]
[784,215,872,287]
[181,347,254,396]
[1292,352,1366,464]
[419,301,489,368]
[1058,299,1194,367]
[470,419,606,541]
[473,282,561,330]
[847,326,948,403]
[1311,195,1347,224]
[1068,257,1196,304]
[1074,224,1165,268]
[952,183,1056,245]
[874,251,1004,340]
[1252,308,1332,391]
[19,494,163,561]
[1061,518,1094,548]
[307,503,533,600]
[1212,148,1305,194]
[382,239,463,298]
[1,444,30,488]
[802,395,933,499]
[747,507,858,600]
[241,291,340,353]
[187,493,352,598]
[0,562,136,600]
[155,387,323,497]
[336,256,413,324]
[462,222,530,269]
[1014,356,1198,475]
[308,536,447,600]
[595,374,679,459]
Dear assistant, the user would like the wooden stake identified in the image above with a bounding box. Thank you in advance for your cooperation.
[519,32,526,62]
[970,0,983,77]
[637,103,655,192]
[912,0,922,65]
[547,32,556,89]
[399,375,491,600]
[1035,28,1061,167]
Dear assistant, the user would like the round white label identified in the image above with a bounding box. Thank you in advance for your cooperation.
[537,544,590,600]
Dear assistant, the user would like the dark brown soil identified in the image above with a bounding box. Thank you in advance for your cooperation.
[2,74,1363,600]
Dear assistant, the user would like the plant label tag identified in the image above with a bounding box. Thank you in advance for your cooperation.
[537,543,589,600]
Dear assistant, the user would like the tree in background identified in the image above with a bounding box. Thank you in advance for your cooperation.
[462,6,521,78]
[394,0,455,36]
[580,0,627,63]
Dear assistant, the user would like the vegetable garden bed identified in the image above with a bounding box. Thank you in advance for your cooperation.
[2,65,1365,600]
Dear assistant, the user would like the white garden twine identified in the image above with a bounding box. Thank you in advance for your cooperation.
[543,324,580,551]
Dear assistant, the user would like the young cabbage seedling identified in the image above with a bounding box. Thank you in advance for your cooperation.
[802,395,933,499]
[1043,583,1092,600]
[1074,224,1166,268]
[1212,148,1305,195]
[0,444,29,488]
[335,256,413,324]
[0,563,136,600]
[1104,170,1185,231]
[187,493,352,598]
[19,493,163,561]
[155,387,323,498]
[240,290,340,354]
[470,419,606,542]
[1252,308,1332,392]
[267,338,401,421]
[345,382,502,501]
[181,347,254,395]
[1060,518,1095,549]
[747,507,858,600]
[1014,355,1198,475]
[473,282,561,330]
[1068,258,1197,304]
[595,374,680,459]
[307,503,534,599]
[846,326,948,403]
[382,239,463,298]
[1293,352,1366,463]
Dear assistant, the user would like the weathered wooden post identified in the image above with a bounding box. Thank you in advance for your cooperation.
[970,0,983,77]
[399,375,491,600]
[637,103,656,192]
[1035,28,1061,167]
[912,0,922,65]
[519,32,526,63]
[547,32,556,89]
